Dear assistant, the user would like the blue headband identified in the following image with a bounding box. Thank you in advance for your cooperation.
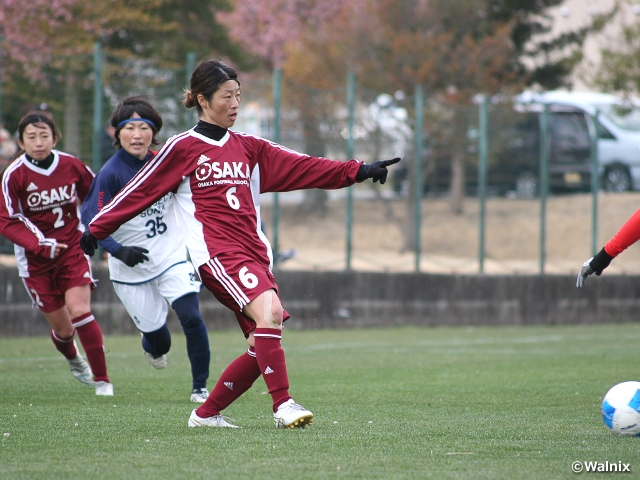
[117,118,156,129]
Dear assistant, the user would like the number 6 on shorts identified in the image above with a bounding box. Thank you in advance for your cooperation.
[239,266,258,288]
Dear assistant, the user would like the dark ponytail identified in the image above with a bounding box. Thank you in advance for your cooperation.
[183,60,239,115]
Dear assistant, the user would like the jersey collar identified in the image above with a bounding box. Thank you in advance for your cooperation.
[188,128,230,147]
[21,150,60,176]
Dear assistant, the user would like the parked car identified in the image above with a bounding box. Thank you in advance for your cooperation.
[392,91,640,197]
[516,90,640,194]
[496,101,593,197]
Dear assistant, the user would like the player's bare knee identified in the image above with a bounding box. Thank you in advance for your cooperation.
[264,290,283,329]
[245,289,283,330]
[54,325,75,339]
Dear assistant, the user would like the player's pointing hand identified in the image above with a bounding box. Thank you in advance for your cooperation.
[356,157,401,184]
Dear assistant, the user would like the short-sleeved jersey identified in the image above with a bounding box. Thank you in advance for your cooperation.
[89,129,362,271]
[0,150,94,277]
[81,149,188,284]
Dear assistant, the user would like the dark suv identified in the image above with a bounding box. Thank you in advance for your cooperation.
[497,105,593,197]
[393,104,595,197]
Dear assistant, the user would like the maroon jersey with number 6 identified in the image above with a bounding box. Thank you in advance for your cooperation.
[0,151,94,277]
[88,129,361,271]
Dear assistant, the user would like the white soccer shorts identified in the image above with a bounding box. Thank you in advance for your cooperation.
[112,262,202,333]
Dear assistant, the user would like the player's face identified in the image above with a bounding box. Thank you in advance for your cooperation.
[18,123,57,161]
[119,113,153,160]
[199,80,240,128]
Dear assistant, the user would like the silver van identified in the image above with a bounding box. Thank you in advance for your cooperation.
[518,91,640,192]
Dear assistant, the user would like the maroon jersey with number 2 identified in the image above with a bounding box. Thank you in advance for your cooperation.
[0,151,94,277]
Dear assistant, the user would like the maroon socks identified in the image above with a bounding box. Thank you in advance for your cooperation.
[50,330,78,360]
[254,328,291,412]
[197,348,261,418]
[197,327,293,418]
[72,313,109,382]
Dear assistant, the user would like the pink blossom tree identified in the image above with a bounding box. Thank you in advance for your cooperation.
[217,0,346,68]
[0,0,77,80]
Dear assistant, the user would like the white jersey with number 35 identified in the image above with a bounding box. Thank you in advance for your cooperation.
[107,192,186,283]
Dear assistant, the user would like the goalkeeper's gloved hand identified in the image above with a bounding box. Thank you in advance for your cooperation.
[112,246,149,267]
[80,230,98,256]
[576,247,614,288]
[355,157,401,184]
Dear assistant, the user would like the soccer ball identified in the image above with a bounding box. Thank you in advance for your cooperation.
[602,381,640,436]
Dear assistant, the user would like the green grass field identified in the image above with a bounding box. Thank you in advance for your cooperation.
[1,324,640,479]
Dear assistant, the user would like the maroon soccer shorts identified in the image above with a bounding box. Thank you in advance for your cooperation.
[198,251,289,336]
[22,250,94,313]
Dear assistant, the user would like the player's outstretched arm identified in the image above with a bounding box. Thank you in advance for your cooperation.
[355,158,401,184]
[576,247,614,288]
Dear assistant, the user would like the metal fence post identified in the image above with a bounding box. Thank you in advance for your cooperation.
[91,41,103,173]
[345,72,356,270]
[478,95,488,273]
[414,85,424,272]
[590,110,600,256]
[539,104,549,274]
[272,68,282,263]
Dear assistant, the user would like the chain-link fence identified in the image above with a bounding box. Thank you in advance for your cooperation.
[3,54,640,274]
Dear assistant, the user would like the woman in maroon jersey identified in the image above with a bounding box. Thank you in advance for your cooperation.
[0,113,113,396]
[81,60,400,424]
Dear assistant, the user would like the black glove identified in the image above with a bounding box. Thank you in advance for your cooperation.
[112,246,149,267]
[80,230,98,256]
[356,157,401,184]
[576,247,614,288]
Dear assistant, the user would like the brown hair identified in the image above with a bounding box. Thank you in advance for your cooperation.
[183,60,240,116]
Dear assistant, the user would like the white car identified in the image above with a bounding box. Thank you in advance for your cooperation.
[518,91,640,192]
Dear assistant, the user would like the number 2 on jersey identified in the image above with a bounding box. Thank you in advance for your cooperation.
[29,288,44,307]
[52,207,64,228]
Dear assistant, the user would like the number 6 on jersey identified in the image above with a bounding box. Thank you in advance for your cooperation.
[226,187,240,210]
[239,266,258,288]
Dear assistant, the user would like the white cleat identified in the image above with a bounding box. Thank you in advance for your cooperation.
[187,409,240,428]
[273,399,314,429]
[95,381,114,396]
[190,388,209,403]
[67,353,95,386]
[144,352,167,370]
